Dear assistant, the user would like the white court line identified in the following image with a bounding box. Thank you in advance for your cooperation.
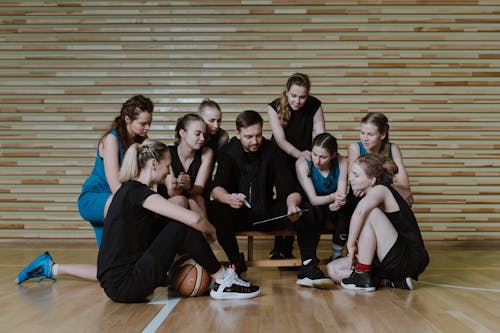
[142,297,181,333]
[417,281,500,293]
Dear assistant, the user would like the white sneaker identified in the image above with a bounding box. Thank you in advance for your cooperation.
[210,267,260,300]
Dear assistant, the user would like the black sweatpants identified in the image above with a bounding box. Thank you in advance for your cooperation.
[209,200,324,264]
[101,220,220,303]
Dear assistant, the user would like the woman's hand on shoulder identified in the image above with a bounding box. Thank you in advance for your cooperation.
[299,150,312,161]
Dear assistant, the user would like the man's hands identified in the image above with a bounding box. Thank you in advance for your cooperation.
[227,193,249,209]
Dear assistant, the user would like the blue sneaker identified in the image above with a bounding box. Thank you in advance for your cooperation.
[16,251,55,284]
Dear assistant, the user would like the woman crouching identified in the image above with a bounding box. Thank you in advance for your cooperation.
[327,153,429,291]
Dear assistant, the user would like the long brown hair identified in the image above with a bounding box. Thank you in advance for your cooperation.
[107,95,154,151]
[361,112,390,158]
[277,73,311,126]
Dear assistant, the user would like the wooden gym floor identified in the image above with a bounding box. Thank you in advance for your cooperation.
[1,239,499,333]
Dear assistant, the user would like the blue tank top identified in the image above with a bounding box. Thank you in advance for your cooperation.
[357,141,393,184]
[82,129,123,192]
[306,159,340,195]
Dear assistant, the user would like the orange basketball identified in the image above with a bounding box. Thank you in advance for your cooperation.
[169,257,211,297]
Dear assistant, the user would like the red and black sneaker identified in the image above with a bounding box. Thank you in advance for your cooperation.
[210,267,260,300]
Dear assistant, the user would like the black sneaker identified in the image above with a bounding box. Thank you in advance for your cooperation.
[296,260,334,289]
[268,249,286,260]
[380,277,413,290]
[269,249,296,260]
[341,271,376,292]
[210,267,260,300]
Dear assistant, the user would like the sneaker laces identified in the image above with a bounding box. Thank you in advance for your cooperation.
[215,267,252,292]
[229,265,251,287]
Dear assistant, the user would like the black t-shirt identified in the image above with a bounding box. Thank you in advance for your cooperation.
[268,95,322,151]
[213,137,298,219]
[97,180,156,285]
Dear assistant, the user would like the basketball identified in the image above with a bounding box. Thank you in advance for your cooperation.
[169,256,211,297]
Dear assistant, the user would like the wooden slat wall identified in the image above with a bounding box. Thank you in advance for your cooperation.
[0,1,499,240]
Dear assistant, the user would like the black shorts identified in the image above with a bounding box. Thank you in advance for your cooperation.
[372,235,429,280]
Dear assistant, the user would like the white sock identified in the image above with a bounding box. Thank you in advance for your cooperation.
[51,263,59,277]
[212,266,229,281]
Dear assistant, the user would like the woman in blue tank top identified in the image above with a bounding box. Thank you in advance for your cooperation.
[296,133,349,260]
[16,96,154,283]
[348,112,413,206]
[78,95,154,246]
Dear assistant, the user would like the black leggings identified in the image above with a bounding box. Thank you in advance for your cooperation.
[102,220,220,303]
[309,204,351,246]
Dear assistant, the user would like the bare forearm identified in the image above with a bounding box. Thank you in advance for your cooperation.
[186,184,204,196]
[211,186,231,205]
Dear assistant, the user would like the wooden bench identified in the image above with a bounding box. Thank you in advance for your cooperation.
[235,228,333,268]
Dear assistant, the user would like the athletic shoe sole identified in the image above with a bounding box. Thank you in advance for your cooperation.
[296,277,334,289]
[209,288,261,300]
[405,277,414,290]
[341,281,376,292]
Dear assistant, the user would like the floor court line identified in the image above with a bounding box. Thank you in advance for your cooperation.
[139,281,500,333]
[416,281,500,293]
[143,296,181,333]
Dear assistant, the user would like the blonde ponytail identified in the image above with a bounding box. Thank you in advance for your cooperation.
[119,139,169,182]
[119,143,140,182]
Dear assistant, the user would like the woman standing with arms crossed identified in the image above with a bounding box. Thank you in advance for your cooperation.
[17,95,154,283]
[267,73,326,259]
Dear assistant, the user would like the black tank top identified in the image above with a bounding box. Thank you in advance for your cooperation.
[157,145,202,198]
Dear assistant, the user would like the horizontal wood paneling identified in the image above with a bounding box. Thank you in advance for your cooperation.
[1,1,499,240]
